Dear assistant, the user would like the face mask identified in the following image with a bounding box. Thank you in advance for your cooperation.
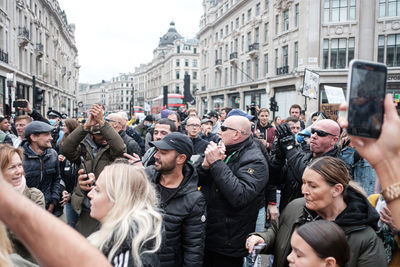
[145,122,152,127]
[48,119,57,126]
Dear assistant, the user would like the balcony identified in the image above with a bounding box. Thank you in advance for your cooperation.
[0,49,8,64]
[18,27,30,46]
[215,59,222,70]
[248,43,259,57]
[276,66,289,75]
[35,43,44,57]
[229,52,238,65]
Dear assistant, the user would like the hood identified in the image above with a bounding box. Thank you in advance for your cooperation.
[334,187,380,230]
[145,162,199,199]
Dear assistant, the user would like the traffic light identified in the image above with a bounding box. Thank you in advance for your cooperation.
[183,74,194,104]
[34,86,44,108]
[269,97,278,112]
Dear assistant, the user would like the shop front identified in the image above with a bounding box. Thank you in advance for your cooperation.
[273,85,297,119]
[211,95,224,111]
[244,89,267,116]
[228,93,240,109]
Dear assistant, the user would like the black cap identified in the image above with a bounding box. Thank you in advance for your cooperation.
[208,111,218,119]
[47,110,62,118]
[201,118,213,125]
[150,132,193,160]
[24,121,55,138]
[144,115,154,122]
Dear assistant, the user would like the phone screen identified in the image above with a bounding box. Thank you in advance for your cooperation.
[347,60,387,138]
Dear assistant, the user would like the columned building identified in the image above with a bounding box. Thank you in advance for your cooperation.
[107,73,134,113]
[0,0,79,116]
[133,22,200,111]
[197,0,400,118]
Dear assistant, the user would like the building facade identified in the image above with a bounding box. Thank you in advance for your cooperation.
[107,73,134,113]
[0,0,79,116]
[196,0,400,118]
[133,22,200,111]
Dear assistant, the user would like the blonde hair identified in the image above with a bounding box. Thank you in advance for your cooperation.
[0,144,23,172]
[88,164,162,267]
[0,222,12,267]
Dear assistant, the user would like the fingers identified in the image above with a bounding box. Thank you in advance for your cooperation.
[246,235,265,254]
[78,172,95,191]
[384,94,399,122]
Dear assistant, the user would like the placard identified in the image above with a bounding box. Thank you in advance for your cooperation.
[324,85,346,104]
[303,69,319,99]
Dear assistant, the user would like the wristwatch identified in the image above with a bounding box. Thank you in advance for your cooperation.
[382,182,400,203]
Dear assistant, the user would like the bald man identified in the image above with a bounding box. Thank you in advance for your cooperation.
[197,115,268,266]
[185,116,209,155]
[270,118,346,212]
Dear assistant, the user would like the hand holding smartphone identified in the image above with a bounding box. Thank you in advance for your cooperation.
[346,60,387,138]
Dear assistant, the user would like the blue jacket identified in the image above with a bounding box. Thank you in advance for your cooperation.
[23,142,62,208]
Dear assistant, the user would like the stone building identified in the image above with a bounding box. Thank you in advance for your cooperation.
[134,22,200,112]
[0,0,79,116]
[196,0,400,118]
[107,73,134,113]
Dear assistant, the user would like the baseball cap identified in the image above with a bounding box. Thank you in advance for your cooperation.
[227,109,254,121]
[201,118,213,125]
[161,109,173,119]
[24,121,55,138]
[207,111,218,119]
[150,132,193,160]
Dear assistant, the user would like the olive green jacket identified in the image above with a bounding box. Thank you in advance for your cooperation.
[253,197,387,267]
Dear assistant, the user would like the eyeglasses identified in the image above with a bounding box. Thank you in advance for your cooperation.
[311,128,335,137]
[187,124,200,128]
[105,118,117,123]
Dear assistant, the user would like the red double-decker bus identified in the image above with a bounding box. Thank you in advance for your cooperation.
[150,94,185,114]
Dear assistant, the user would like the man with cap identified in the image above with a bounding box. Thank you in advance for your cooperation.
[197,115,268,266]
[207,111,221,134]
[144,132,206,267]
[199,118,219,143]
[22,121,62,215]
[134,114,154,141]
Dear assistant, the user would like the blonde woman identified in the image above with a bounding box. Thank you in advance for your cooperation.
[86,163,163,267]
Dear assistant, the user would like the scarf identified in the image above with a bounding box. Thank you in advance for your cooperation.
[14,175,26,195]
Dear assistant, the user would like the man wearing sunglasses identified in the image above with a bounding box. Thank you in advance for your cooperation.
[270,119,342,212]
[198,115,268,266]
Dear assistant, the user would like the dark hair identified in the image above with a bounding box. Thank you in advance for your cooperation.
[60,119,80,147]
[221,107,233,114]
[295,220,350,267]
[168,112,181,122]
[289,104,302,113]
[285,116,300,124]
[157,118,176,132]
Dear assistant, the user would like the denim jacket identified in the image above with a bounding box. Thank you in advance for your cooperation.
[22,142,62,208]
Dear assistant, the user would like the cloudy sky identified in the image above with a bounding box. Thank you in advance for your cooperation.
[58,0,204,84]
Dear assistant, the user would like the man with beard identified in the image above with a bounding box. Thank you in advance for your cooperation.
[145,132,206,267]
[22,121,62,215]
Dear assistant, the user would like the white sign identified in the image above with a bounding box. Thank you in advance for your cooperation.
[144,102,150,112]
[303,69,319,99]
[324,86,346,104]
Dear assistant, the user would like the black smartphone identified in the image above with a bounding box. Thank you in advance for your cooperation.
[80,156,89,179]
[13,100,27,108]
[346,60,387,138]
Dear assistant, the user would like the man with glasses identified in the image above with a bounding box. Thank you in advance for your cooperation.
[185,116,209,155]
[270,118,343,212]
[198,115,268,266]
[107,113,142,156]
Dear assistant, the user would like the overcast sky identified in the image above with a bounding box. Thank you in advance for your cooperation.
[58,0,204,84]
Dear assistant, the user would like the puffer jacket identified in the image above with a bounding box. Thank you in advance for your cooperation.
[197,136,268,257]
[61,122,126,214]
[254,188,386,267]
[119,130,142,156]
[23,143,62,209]
[145,163,206,267]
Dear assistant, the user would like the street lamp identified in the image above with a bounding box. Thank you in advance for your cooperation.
[129,85,134,120]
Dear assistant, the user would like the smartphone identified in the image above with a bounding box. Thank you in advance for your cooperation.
[80,156,89,180]
[13,100,27,108]
[346,60,387,138]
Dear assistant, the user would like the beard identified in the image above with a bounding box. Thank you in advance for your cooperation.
[155,156,177,174]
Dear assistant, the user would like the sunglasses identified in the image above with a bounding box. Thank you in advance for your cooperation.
[220,125,246,135]
[311,128,335,137]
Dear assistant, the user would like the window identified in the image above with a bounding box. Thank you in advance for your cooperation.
[177,45,180,53]
[256,3,261,16]
[234,38,238,52]
[176,59,180,67]
[193,59,198,67]
[176,84,180,93]
[176,71,180,79]
[241,35,245,52]
[264,23,269,42]
[275,14,279,34]
[220,29,223,38]
[275,48,278,70]
[225,44,228,60]
[264,54,268,76]
[283,10,289,31]
[255,57,259,79]
[235,17,240,29]
[224,68,228,86]
[215,32,218,41]
[323,38,354,69]
[294,42,298,67]
[380,0,400,17]
[230,21,233,32]
[378,35,385,63]
[283,45,288,67]
[247,32,252,49]
[324,0,356,22]
[387,34,400,66]
[185,59,189,67]
[225,25,229,35]
[242,13,245,25]
[246,60,252,81]
[255,27,259,43]
[230,41,233,53]
[248,9,252,21]
[265,0,269,9]
[193,71,197,80]
[194,48,197,54]
[241,62,244,82]
[295,4,299,27]
[215,71,218,87]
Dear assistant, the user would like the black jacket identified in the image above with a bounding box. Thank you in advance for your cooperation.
[119,130,142,156]
[191,136,209,155]
[126,126,145,154]
[145,163,206,267]
[270,144,346,212]
[197,136,268,257]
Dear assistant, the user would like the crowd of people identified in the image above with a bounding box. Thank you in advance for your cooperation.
[0,95,399,267]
